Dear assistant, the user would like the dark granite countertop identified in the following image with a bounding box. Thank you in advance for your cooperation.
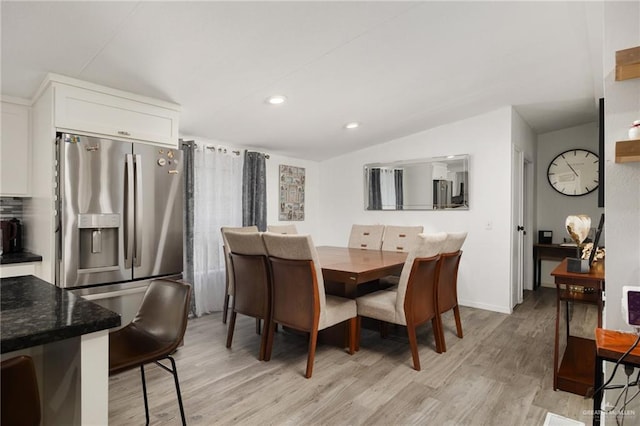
[0,251,43,265]
[1,275,121,353]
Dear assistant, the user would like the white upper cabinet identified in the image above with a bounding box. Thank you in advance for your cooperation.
[35,74,180,147]
[54,84,179,146]
[1,100,30,196]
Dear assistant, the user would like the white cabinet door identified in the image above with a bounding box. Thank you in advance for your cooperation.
[54,85,179,146]
[1,101,30,196]
[0,263,37,278]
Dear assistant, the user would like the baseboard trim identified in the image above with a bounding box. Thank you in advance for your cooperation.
[458,299,512,314]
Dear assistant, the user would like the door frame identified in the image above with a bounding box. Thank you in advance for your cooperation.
[510,145,535,310]
[511,146,525,309]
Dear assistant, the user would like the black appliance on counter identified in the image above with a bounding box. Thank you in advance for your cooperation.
[1,218,23,253]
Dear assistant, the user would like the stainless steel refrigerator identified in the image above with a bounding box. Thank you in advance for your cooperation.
[433,179,451,209]
[55,133,183,290]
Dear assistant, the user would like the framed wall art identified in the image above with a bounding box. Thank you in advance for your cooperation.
[279,165,305,221]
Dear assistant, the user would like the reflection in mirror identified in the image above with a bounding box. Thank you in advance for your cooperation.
[364,155,469,211]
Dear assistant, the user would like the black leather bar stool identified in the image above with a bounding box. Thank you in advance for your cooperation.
[1,355,41,426]
[109,279,191,426]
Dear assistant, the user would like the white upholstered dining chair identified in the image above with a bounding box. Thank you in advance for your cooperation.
[224,231,271,360]
[262,233,357,378]
[266,224,298,234]
[379,225,424,288]
[381,225,424,252]
[356,232,447,371]
[220,225,258,324]
[348,224,385,250]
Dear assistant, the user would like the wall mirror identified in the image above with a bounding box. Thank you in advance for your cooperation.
[364,154,469,211]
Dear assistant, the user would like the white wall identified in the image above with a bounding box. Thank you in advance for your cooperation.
[601,2,640,420]
[603,2,640,332]
[317,107,514,313]
[536,122,603,286]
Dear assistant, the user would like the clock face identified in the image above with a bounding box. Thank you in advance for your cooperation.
[547,149,599,196]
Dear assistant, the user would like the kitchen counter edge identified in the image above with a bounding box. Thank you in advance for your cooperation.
[0,251,43,265]
[1,275,121,353]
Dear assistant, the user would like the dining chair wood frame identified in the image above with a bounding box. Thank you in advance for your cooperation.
[1,355,41,426]
[221,225,259,324]
[436,251,463,352]
[262,233,357,378]
[225,231,271,360]
[347,224,385,250]
[356,232,447,371]
[435,231,467,352]
[109,279,191,426]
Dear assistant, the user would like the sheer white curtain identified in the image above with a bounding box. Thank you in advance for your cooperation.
[193,146,242,316]
[380,168,396,210]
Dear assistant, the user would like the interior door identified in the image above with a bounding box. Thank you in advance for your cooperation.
[511,146,525,308]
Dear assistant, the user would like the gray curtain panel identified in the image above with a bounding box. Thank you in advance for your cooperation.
[368,168,382,210]
[242,151,267,231]
[394,169,403,210]
[180,139,196,316]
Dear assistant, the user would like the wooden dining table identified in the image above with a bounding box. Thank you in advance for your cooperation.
[316,246,408,298]
[313,246,408,346]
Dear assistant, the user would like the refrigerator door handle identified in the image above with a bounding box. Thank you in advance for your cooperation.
[124,154,135,268]
[134,154,143,267]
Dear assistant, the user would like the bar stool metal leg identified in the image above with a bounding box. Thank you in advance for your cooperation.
[169,356,187,426]
[140,365,150,426]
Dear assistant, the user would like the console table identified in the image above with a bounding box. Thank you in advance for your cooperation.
[551,259,604,396]
[593,328,640,426]
[533,244,579,289]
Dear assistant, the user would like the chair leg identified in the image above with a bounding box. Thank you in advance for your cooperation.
[256,318,261,335]
[140,365,150,426]
[406,323,421,371]
[432,317,444,353]
[222,294,230,324]
[305,330,318,378]
[348,318,356,355]
[453,305,463,338]
[226,311,237,348]
[264,319,277,361]
[168,356,187,426]
[258,318,269,361]
[355,316,362,352]
[380,321,389,338]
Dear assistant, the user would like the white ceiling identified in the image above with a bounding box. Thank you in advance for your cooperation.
[1,1,604,161]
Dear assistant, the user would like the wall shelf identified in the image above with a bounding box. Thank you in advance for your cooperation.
[615,139,640,163]
[616,46,640,81]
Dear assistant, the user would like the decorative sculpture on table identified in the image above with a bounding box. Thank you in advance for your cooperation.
[565,215,591,273]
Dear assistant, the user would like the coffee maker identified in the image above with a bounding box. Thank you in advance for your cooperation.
[1,218,23,254]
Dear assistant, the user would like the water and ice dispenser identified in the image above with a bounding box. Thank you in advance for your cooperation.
[78,214,120,271]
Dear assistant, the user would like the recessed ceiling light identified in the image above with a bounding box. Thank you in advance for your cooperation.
[266,95,287,105]
[344,122,360,129]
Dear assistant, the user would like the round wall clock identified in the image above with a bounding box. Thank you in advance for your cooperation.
[547,149,599,196]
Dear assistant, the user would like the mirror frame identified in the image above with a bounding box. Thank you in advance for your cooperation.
[363,154,469,211]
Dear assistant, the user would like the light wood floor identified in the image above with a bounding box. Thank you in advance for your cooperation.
[109,288,597,425]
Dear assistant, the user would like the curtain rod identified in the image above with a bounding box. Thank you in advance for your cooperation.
[186,142,270,159]
[204,146,241,156]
